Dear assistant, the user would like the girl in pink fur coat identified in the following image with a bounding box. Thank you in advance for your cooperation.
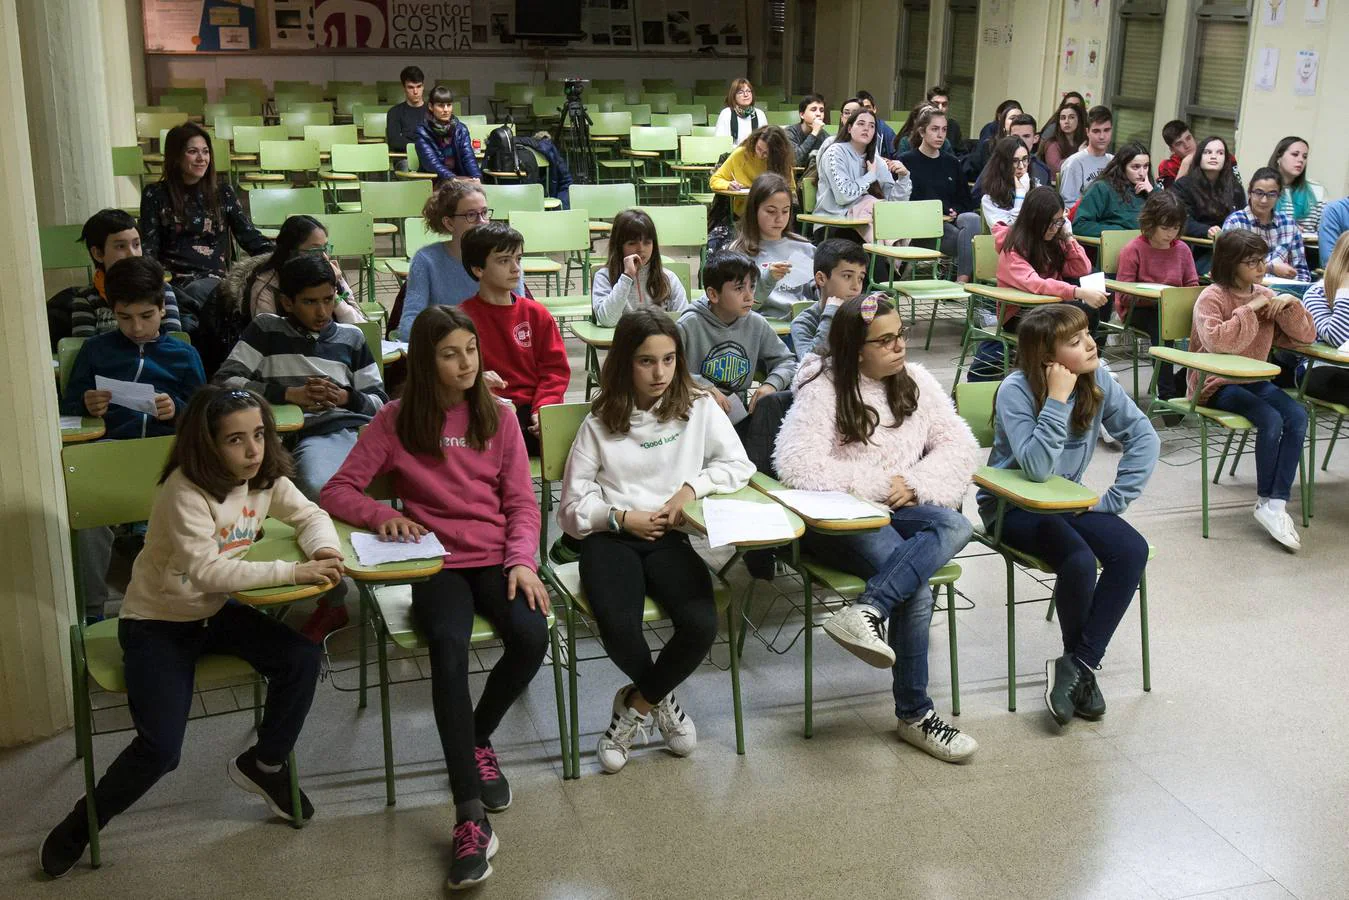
[773,294,980,763]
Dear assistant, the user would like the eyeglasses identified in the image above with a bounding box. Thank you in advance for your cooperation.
[450,209,494,222]
[1240,256,1269,268]
[863,328,908,350]
[1013,156,1030,168]
[1048,217,1067,229]
[1250,190,1280,201]
[301,243,334,256]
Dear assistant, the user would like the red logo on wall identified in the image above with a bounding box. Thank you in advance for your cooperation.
[315,0,388,48]
[512,322,533,348]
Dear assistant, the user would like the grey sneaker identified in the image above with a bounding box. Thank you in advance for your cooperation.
[1045,655,1085,726]
[896,710,978,762]
[1074,669,1106,720]
[823,604,896,668]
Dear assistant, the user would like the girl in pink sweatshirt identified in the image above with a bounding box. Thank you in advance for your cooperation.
[1190,230,1316,551]
[320,305,548,890]
[773,294,981,764]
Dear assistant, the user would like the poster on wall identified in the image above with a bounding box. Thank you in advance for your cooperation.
[269,0,316,48]
[1305,0,1327,24]
[144,0,258,51]
[1294,49,1319,95]
[1255,46,1280,91]
[1062,37,1079,75]
[637,0,745,53]
[1261,0,1287,26]
[1085,38,1101,78]
[390,2,472,49]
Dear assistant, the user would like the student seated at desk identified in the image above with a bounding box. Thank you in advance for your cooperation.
[788,238,868,361]
[709,124,795,220]
[982,305,1159,727]
[386,65,426,172]
[676,250,797,437]
[220,214,366,323]
[1299,233,1349,405]
[1222,167,1312,286]
[39,386,340,880]
[1072,142,1155,239]
[729,173,815,320]
[321,306,548,891]
[414,84,482,184]
[458,222,569,457]
[774,294,980,763]
[214,255,387,640]
[61,255,206,624]
[558,309,754,773]
[591,209,689,326]
[71,209,181,338]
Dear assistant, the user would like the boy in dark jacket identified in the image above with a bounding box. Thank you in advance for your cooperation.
[386,65,426,170]
[414,85,482,183]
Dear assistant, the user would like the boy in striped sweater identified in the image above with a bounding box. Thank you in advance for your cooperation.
[215,254,387,639]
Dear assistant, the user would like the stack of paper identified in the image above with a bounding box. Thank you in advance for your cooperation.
[349,530,447,566]
[701,499,795,548]
[1079,271,1107,294]
[95,375,157,414]
[380,339,410,356]
[58,416,84,430]
[769,489,888,521]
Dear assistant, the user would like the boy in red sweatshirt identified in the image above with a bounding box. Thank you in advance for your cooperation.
[459,222,570,455]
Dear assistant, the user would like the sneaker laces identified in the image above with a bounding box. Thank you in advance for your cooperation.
[918,712,960,746]
[652,697,688,736]
[606,708,649,749]
[861,609,887,645]
[452,819,488,859]
[473,745,502,783]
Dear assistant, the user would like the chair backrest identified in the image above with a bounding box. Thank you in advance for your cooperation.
[629,126,678,154]
[63,436,177,531]
[57,336,85,393]
[766,110,798,127]
[357,319,384,376]
[330,142,391,175]
[694,79,726,96]
[465,120,505,146]
[458,114,488,127]
[276,79,321,94]
[335,91,380,117]
[225,77,268,96]
[40,224,90,273]
[281,109,333,138]
[233,124,289,153]
[360,111,388,140]
[324,212,376,257]
[214,115,264,140]
[377,80,405,104]
[135,111,189,142]
[110,146,145,178]
[679,135,732,165]
[663,259,693,297]
[246,186,325,227]
[637,205,707,249]
[614,104,652,126]
[568,183,637,221]
[538,402,594,482]
[276,84,325,103]
[954,381,999,448]
[158,90,205,116]
[639,92,677,114]
[973,234,998,283]
[203,101,251,125]
[585,93,624,113]
[589,111,633,138]
[259,139,321,172]
[642,78,678,93]
[403,217,439,257]
[591,79,627,95]
[1099,229,1141,275]
[691,125,719,137]
[360,179,432,219]
[693,95,726,115]
[1157,286,1205,343]
[279,99,332,115]
[667,104,709,125]
[651,113,694,136]
[482,182,546,218]
[508,208,590,254]
[873,199,944,242]
[505,84,537,105]
[303,124,359,152]
[531,95,565,117]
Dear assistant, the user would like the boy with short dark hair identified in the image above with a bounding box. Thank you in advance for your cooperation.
[786,93,830,166]
[459,222,569,455]
[387,65,427,169]
[1058,106,1115,203]
[60,254,205,623]
[1158,120,1196,188]
[789,239,869,361]
[678,250,797,426]
[71,208,181,338]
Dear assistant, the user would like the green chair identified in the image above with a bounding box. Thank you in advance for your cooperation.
[323,212,377,302]
[245,186,325,237]
[651,113,694,136]
[381,216,441,286]
[157,89,205,117]
[214,114,264,141]
[1096,228,1149,396]
[276,79,321,94]
[584,93,624,113]
[396,144,439,181]
[225,77,268,97]
[765,110,798,127]
[531,95,566,120]
[637,205,710,281]
[335,91,380,119]
[203,101,251,126]
[135,111,189,148]
[590,78,627,95]
[569,182,638,241]
[278,99,331,116]
[110,146,146,192]
[639,92,677,114]
[589,112,635,182]
[668,104,709,125]
[482,182,546,219]
[866,200,968,350]
[242,140,322,187]
[672,135,732,203]
[64,436,308,868]
[621,126,681,202]
[694,79,727,96]
[281,109,333,139]
[40,224,93,283]
[641,78,678,93]
[377,80,406,105]
[231,123,289,159]
[303,124,359,157]
[613,103,652,126]
[359,110,388,142]
[321,144,394,207]
[358,179,433,254]
[509,208,591,296]
[464,119,501,150]
[57,336,85,394]
[690,125,719,137]
[694,95,727,116]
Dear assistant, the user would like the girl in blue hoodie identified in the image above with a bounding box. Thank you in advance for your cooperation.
[981,304,1159,728]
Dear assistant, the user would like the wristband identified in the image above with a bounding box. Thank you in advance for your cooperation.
[607,508,620,533]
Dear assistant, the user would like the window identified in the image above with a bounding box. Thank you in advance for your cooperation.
[793,0,817,97]
[1183,0,1251,147]
[942,1,978,133]
[1107,0,1166,147]
[763,0,785,92]
[895,1,930,113]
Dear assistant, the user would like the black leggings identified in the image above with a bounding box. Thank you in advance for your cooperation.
[579,531,718,704]
[410,566,549,804]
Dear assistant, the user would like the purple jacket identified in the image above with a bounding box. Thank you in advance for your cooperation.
[413,117,482,180]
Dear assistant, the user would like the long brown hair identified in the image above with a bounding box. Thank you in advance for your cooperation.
[802,293,918,445]
[160,122,220,224]
[593,308,699,435]
[1095,142,1151,202]
[161,386,292,502]
[396,305,500,455]
[899,102,936,147]
[1183,136,1242,222]
[739,125,795,194]
[980,136,1035,210]
[1004,186,1069,277]
[1014,305,1102,435]
[606,209,671,305]
[731,173,809,256]
[1041,99,1085,163]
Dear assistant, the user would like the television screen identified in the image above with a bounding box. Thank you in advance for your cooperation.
[513,0,584,40]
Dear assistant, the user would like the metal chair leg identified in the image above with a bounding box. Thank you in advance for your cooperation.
[945,583,960,717]
[803,578,814,739]
[727,595,745,756]
[376,615,395,806]
[1139,567,1151,693]
[548,622,571,780]
[1005,557,1017,712]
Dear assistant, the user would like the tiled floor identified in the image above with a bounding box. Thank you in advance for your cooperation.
[5,274,1348,898]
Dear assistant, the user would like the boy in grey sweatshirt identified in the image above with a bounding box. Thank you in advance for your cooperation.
[677,251,797,425]
[788,239,869,361]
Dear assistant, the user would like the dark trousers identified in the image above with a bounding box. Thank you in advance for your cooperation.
[513,402,541,457]
[1305,364,1349,405]
[410,566,549,805]
[999,509,1148,669]
[90,602,321,827]
[579,531,718,704]
[1128,306,1181,399]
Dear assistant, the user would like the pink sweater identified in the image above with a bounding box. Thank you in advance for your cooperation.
[1113,236,1199,318]
[320,399,539,571]
[1188,283,1316,402]
[993,224,1093,322]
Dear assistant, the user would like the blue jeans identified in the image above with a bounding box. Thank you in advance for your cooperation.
[999,509,1148,668]
[802,504,972,719]
[1209,380,1307,501]
[941,212,983,278]
[291,428,360,501]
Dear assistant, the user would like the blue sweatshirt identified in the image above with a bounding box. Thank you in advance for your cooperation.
[978,366,1159,521]
[61,331,205,439]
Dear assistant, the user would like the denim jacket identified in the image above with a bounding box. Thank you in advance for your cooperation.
[413,117,482,180]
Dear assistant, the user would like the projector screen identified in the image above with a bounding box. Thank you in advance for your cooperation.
[513,0,584,40]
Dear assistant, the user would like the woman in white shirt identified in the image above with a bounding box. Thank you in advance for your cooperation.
[714,78,767,142]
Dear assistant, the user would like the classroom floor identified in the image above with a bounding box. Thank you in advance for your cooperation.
[5,266,1348,899]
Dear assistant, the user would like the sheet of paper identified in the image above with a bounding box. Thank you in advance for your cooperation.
[1338,337,1349,354]
[94,375,157,415]
[380,339,409,356]
[1079,271,1107,294]
[1129,282,1169,292]
[349,530,448,567]
[723,391,749,426]
[58,415,84,430]
[770,248,819,290]
[701,498,796,548]
[769,489,888,521]
[1264,276,1305,286]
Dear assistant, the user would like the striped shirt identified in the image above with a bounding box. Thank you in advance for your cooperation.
[70,283,182,339]
[214,313,386,437]
[1221,207,1311,281]
[1299,281,1349,347]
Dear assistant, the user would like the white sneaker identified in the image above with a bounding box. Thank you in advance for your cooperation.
[652,692,697,757]
[596,685,650,774]
[1253,503,1300,551]
[822,604,896,668]
[896,710,978,763]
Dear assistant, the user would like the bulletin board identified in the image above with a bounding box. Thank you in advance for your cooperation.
[144,0,259,52]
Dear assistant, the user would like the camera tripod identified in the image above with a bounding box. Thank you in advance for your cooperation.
[558,84,595,184]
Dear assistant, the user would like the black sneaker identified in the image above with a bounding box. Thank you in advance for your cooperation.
[448,817,498,890]
[227,748,315,822]
[474,743,512,812]
[1045,655,1085,726]
[548,535,581,566]
[39,800,90,878]
[743,548,777,581]
[1074,669,1106,720]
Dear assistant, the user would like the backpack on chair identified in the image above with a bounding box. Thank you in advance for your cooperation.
[483,126,541,185]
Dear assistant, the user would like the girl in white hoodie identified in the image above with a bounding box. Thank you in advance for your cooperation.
[591,209,689,327]
[773,294,980,763]
[558,308,754,773]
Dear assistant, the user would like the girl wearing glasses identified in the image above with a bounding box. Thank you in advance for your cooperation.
[221,214,367,324]
[979,136,1042,229]
[398,180,525,336]
[774,294,980,764]
[1221,167,1311,284]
